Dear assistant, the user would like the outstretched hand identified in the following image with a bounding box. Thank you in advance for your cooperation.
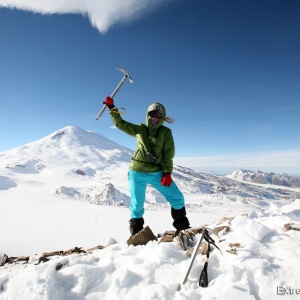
[103,96,115,109]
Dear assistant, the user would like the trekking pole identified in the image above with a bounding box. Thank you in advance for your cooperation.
[199,242,210,287]
[177,229,222,291]
[178,229,206,291]
[96,68,134,120]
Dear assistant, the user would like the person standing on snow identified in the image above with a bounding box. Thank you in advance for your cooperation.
[103,96,191,237]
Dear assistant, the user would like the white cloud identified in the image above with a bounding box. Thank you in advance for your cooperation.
[174,150,300,175]
[0,0,169,33]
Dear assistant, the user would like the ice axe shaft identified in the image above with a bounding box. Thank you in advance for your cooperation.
[95,75,126,120]
[178,230,206,290]
[96,68,133,121]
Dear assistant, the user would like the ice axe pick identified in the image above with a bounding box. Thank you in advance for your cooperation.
[96,68,134,120]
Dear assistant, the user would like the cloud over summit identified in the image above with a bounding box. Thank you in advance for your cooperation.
[0,0,168,33]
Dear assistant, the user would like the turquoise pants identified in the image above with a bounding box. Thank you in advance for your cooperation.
[128,170,185,218]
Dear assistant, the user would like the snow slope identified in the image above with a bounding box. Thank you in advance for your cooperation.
[1,200,300,300]
[1,126,300,299]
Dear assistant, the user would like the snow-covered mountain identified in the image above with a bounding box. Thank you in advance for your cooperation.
[1,126,299,211]
[227,169,300,188]
[1,126,300,300]
[0,126,132,206]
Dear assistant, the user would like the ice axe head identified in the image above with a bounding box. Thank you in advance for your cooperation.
[109,68,134,99]
[116,68,134,84]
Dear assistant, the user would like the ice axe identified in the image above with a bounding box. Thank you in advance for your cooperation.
[96,68,134,120]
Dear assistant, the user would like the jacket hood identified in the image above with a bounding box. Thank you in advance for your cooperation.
[146,102,166,127]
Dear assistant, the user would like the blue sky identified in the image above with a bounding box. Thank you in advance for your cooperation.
[1,0,300,175]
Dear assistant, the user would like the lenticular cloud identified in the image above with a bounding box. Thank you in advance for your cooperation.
[0,0,168,33]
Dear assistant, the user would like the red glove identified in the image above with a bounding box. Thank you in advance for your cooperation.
[103,96,115,109]
[161,173,172,187]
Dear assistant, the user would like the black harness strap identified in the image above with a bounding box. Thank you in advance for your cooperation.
[130,158,162,166]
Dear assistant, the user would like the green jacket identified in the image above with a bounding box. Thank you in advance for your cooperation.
[109,103,175,173]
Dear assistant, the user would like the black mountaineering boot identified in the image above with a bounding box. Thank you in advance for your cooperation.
[172,207,195,250]
[171,207,190,231]
[129,217,144,236]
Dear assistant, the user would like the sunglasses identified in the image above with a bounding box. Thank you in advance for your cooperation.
[148,110,163,118]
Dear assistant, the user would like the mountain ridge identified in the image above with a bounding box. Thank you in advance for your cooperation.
[227,169,300,188]
[1,126,299,212]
